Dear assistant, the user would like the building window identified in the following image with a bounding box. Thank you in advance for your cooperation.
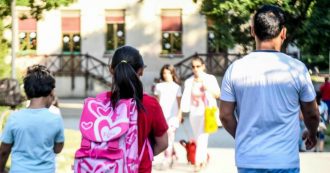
[105,10,125,53]
[18,17,37,55]
[161,9,182,55]
[62,33,81,52]
[62,11,81,53]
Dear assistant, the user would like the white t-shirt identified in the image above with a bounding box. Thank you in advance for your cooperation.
[221,51,316,169]
[154,81,182,121]
[49,105,61,116]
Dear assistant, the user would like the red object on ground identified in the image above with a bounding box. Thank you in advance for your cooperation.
[179,139,197,165]
[179,139,210,166]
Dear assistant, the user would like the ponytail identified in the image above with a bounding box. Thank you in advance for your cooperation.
[111,47,144,110]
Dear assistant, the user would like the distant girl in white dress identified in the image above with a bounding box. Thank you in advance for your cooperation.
[154,64,182,167]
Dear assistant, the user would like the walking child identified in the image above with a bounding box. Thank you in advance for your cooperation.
[0,64,65,173]
[154,64,182,168]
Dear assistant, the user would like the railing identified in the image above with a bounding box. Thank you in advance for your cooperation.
[174,52,243,81]
[40,54,111,91]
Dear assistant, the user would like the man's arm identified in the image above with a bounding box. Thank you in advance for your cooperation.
[300,100,320,150]
[220,100,237,138]
[0,142,12,173]
[54,142,64,154]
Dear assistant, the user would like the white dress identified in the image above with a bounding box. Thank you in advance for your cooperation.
[154,81,182,126]
[154,81,182,159]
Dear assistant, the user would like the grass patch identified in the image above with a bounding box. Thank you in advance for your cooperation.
[1,128,81,172]
[56,129,81,173]
[0,106,11,134]
[1,107,81,172]
[325,125,330,152]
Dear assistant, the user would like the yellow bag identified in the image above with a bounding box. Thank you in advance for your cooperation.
[204,106,218,134]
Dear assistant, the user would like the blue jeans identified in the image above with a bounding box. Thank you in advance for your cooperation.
[238,168,300,173]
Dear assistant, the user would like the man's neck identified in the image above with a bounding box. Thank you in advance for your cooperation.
[255,38,282,51]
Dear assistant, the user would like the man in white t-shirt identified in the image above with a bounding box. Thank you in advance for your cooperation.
[220,5,320,173]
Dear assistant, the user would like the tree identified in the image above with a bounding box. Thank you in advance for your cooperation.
[0,19,9,78]
[298,0,330,71]
[0,0,74,78]
[1,0,74,20]
[200,0,330,61]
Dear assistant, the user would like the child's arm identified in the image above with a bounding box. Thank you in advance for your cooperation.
[53,142,64,154]
[153,132,168,156]
[176,96,183,123]
[0,142,12,173]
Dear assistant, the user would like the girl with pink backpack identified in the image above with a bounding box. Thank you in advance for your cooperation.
[74,46,169,173]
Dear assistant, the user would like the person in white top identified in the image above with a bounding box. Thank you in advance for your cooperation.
[49,96,61,116]
[154,64,182,168]
[220,5,319,173]
[180,56,220,171]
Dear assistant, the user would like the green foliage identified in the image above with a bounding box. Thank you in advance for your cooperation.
[200,0,330,61]
[0,0,74,79]
[1,0,74,20]
[301,54,329,72]
[0,19,9,78]
[298,0,330,58]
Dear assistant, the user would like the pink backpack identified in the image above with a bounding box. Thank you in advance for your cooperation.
[73,92,152,173]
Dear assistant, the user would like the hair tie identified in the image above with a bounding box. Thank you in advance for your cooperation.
[120,60,127,63]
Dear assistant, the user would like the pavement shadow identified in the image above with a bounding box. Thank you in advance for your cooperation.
[175,116,235,149]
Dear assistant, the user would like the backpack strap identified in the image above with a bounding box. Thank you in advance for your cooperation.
[81,137,91,149]
[138,139,153,162]
[107,140,119,149]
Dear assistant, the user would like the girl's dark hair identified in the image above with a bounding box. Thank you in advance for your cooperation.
[110,46,145,110]
[24,64,55,99]
[159,64,181,85]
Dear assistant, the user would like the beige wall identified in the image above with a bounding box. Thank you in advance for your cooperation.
[14,0,207,94]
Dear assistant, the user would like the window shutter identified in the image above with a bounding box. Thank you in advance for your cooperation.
[161,10,182,32]
[18,18,37,32]
[62,11,80,33]
[105,10,125,24]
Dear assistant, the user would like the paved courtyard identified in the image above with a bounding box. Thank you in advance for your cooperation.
[59,98,330,173]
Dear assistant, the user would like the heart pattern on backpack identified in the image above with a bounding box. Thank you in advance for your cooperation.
[88,100,112,118]
[81,121,93,130]
[75,92,151,173]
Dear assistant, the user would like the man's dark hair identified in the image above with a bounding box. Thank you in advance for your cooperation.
[24,64,55,99]
[253,5,285,41]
